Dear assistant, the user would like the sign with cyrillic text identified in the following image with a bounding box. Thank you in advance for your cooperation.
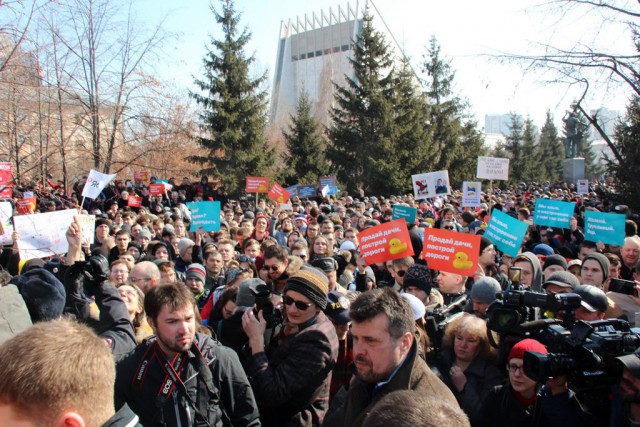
[533,199,575,229]
[584,211,625,246]
[462,182,482,207]
[359,219,414,265]
[392,205,417,224]
[421,228,480,276]
[476,157,510,180]
[484,210,528,257]
[186,201,221,232]
[245,177,269,193]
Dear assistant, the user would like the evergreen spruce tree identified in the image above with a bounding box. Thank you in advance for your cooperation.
[327,14,396,194]
[521,117,539,182]
[190,0,274,194]
[421,37,485,186]
[609,95,640,211]
[282,89,329,185]
[537,111,564,182]
[505,113,525,183]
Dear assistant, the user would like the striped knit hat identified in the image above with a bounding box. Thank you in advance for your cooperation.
[284,266,329,309]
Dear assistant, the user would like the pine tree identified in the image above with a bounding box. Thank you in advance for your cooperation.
[190,0,274,195]
[537,111,564,182]
[282,89,329,185]
[421,37,485,186]
[609,95,640,211]
[504,113,525,183]
[327,14,396,194]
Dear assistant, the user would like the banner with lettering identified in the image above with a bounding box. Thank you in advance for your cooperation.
[533,199,575,229]
[484,210,528,257]
[476,157,510,180]
[421,228,481,276]
[584,211,626,246]
[358,219,414,265]
[245,177,269,193]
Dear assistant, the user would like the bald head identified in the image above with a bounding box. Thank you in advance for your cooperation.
[130,261,161,293]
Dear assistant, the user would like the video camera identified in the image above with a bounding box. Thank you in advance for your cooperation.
[487,288,640,393]
[251,283,283,329]
[425,294,467,350]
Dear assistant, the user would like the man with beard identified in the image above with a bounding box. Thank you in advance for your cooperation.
[115,283,260,426]
[323,288,457,427]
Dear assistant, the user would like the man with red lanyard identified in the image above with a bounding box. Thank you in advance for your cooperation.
[115,283,260,427]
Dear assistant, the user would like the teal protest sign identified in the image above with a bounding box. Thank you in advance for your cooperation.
[392,205,417,224]
[186,201,221,232]
[533,199,575,229]
[484,210,528,257]
[584,211,626,246]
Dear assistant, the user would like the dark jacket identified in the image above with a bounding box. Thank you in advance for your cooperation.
[245,312,339,427]
[479,383,585,427]
[435,350,503,426]
[323,339,458,427]
[115,333,260,427]
[102,403,141,427]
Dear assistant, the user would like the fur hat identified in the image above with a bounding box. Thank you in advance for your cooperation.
[284,267,329,309]
[10,268,66,322]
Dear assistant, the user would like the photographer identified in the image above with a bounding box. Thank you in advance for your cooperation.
[479,338,585,427]
[242,267,339,426]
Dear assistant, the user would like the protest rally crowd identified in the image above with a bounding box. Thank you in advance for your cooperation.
[2,170,640,427]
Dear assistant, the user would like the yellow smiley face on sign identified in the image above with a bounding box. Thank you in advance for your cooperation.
[258,184,267,192]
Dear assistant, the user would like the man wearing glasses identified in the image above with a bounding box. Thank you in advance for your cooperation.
[129,261,161,294]
[242,267,339,426]
[263,245,292,294]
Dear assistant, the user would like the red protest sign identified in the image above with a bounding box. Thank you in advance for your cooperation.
[134,171,149,182]
[127,194,142,208]
[0,185,12,200]
[0,163,12,199]
[149,183,165,196]
[16,196,36,214]
[245,177,269,193]
[421,228,480,276]
[358,219,414,265]
[268,183,290,203]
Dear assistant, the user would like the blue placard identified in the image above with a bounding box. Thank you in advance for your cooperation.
[484,210,528,257]
[533,199,576,229]
[584,211,626,245]
[286,184,299,196]
[327,186,339,195]
[186,201,221,232]
[392,205,417,224]
[297,185,316,198]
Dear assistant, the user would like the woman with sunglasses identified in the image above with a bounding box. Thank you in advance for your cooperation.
[242,268,339,426]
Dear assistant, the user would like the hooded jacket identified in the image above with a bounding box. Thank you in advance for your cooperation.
[518,252,543,292]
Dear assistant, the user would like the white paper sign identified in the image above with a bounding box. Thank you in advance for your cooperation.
[476,157,510,180]
[14,209,79,259]
[411,170,451,199]
[81,169,116,199]
[577,179,589,195]
[0,201,13,246]
[462,182,482,207]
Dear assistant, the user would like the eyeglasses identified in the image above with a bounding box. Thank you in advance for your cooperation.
[443,226,455,230]
[130,277,152,285]
[283,295,313,311]
[396,270,406,278]
[265,264,281,272]
[507,363,524,374]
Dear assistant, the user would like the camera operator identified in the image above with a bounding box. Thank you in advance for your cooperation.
[479,338,585,427]
[616,351,640,426]
[574,285,608,322]
[468,277,502,319]
[512,252,543,292]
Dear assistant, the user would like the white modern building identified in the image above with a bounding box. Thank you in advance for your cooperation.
[269,0,412,130]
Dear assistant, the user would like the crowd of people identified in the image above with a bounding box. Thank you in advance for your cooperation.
[1,176,640,426]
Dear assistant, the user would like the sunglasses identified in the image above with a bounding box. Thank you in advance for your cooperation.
[238,255,255,263]
[443,226,455,230]
[265,264,281,271]
[283,295,313,311]
[396,270,406,277]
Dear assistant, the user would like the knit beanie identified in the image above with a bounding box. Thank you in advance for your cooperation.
[470,277,502,304]
[532,243,554,256]
[10,268,66,322]
[508,338,547,361]
[177,238,195,258]
[185,263,206,283]
[95,218,111,230]
[543,271,580,290]
[543,254,567,271]
[582,253,610,282]
[402,264,433,294]
[479,236,494,254]
[311,257,338,272]
[138,228,152,240]
[284,266,329,309]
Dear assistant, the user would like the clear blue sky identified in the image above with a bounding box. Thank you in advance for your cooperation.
[134,0,632,129]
